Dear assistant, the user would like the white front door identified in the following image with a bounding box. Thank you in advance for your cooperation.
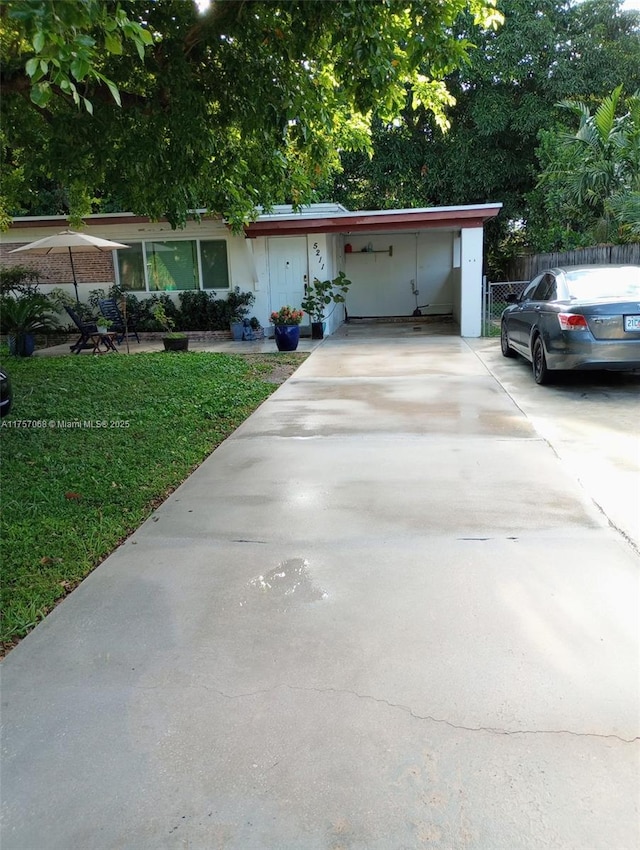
[268,237,309,323]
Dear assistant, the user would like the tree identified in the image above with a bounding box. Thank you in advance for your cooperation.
[529,87,640,247]
[331,0,640,268]
[0,0,502,230]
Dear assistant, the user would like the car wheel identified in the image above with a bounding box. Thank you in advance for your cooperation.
[500,321,516,358]
[532,336,551,385]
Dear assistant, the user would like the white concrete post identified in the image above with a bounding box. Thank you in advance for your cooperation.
[460,226,484,337]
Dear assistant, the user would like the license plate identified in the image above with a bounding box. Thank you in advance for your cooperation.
[624,315,640,332]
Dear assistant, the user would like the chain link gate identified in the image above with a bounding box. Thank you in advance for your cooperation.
[482,279,528,337]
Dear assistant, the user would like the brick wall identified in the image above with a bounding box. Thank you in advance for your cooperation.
[0,242,116,286]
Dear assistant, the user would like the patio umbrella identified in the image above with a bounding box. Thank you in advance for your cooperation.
[9,230,129,302]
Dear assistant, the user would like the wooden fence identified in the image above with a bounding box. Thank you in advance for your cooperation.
[504,243,640,281]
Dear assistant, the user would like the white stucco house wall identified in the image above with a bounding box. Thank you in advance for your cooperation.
[0,201,501,337]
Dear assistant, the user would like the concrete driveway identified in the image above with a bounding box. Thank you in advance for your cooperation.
[2,323,639,849]
[469,337,640,553]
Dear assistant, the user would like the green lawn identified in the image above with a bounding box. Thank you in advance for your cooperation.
[0,350,306,651]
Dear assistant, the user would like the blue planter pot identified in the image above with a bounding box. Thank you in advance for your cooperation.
[8,333,35,357]
[230,322,244,341]
[274,324,300,351]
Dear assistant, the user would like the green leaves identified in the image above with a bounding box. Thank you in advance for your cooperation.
[333,0,640,268]
[534,88,640,246]
[6,0,155,113]
[31,30,45,53]
[301,272,352,321]
[2,0,505,230]
[29,81,51,108]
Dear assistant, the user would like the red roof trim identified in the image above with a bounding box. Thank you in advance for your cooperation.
[244,206,501,238]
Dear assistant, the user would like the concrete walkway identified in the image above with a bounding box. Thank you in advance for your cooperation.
[2,324,639,849]
[33,332,324,357]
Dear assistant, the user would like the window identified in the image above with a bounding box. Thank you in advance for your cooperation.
[147,241,197,291]
[565,267,640,300]
[521,276,541,302]
[116,240,229,292]
[116,245,146,292]
[532,273,556,302]
[201,240,230,290]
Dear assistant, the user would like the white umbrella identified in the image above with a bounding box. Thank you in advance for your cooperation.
[9,230,129,302]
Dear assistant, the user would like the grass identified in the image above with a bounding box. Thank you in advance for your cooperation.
[0,350,306,651]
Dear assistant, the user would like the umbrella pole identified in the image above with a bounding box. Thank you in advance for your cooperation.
[68,248,80,302]
[121,292,130,355]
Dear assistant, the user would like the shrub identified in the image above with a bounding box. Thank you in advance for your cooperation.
[226,287,255,324]
[51,285,256,333]
[179,291,214,331]
[0,265,42,297]
[180,287,255,330]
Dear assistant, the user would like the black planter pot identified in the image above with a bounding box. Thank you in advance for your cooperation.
[310,321,325,340]
[163,336,189,352]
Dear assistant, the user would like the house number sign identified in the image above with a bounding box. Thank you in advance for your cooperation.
[313,241,325,272]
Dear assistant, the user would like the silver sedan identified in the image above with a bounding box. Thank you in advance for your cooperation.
[500,264,640,384]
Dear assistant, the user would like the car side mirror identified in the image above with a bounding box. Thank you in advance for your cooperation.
[506,293,519,304]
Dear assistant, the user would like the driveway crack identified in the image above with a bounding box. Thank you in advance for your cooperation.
[205,682,639,744]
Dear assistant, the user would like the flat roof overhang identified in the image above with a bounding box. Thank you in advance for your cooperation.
[244,204,502,238]
[5,203,502,236]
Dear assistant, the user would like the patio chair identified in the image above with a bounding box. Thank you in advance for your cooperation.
[98,298,140,345]
[64,305,98,354]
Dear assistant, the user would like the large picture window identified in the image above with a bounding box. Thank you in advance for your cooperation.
[147,241,197,291]
[116,240,229,292]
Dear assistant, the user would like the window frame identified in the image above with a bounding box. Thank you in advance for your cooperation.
[520,276,542,302]
[115,238,230,293]
[532,273,556,302]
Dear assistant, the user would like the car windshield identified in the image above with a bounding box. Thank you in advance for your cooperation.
[565,267,640,300]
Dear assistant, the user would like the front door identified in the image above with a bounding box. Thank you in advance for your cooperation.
[268,237,309,324]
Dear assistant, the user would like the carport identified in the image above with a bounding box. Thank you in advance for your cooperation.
[245,204,502,337]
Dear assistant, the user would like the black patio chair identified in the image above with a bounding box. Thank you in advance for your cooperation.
[64,305,98,354]
[98,298,140,345]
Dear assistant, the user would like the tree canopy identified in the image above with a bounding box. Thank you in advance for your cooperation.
[0,0,502,230]
[331,0,640,266]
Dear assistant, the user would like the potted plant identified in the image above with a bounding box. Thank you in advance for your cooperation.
[230,315,245,341]
[301,271,352,339]
[269,305,304,351]
[242,316,264,341]
[153,303,189,352]
[0,292,59,356]
[96,317,113,335]
[228,287,255,339]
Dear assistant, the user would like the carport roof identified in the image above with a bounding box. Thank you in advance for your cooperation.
[6,202,502,237]
[244,203,502,237]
